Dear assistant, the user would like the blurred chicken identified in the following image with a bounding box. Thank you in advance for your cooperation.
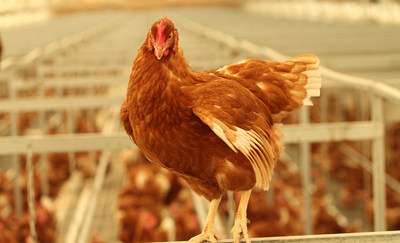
[16,204,56,243]
[119,209,161,243]
[0,166,56,243]
[75,110,100,134]
[118,150,201,242]
[0,35,2,64]
[91,232,106,243]
[0,222,17,243]
[245,191,288,237]
[169,190,201,240]
[8,169,42,212]
[47,153,70,197]
[18,112,38,135]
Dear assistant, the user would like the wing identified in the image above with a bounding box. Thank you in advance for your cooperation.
[208,54,321,122]
[185,80,281,190]
[120,99,136,144]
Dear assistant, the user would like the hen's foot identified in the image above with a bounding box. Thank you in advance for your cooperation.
[232,190,252,243]
[231,216,250,243]
[190,196,222,243]
[189,229,220,243]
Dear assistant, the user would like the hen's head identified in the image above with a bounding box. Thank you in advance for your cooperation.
[147,16,178,60]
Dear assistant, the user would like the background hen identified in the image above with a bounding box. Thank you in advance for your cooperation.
[122,16,322,243]
[0,35,2,64]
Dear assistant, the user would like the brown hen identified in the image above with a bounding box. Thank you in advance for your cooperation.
[121,16,321,243]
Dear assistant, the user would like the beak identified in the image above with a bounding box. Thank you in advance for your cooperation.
[154,45,164,60]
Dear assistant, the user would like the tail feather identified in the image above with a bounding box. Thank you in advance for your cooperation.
[282,54,321,107]
[209,53,321,122]
[270,54,321,121]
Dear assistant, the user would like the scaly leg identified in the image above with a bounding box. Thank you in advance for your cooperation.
[232,189,252,243]
[189,196,222,243]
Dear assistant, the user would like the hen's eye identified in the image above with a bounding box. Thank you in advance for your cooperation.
[168,33,173,39]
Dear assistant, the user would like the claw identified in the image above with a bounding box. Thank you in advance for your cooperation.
[232,218,251,243]
[189,229,220,243]
[191,197,222,243]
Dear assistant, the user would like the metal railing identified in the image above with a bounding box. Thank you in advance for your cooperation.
[0,11,131,243]
[163,230,400,243]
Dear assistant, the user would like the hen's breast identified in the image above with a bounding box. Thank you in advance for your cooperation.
[129,80,221,177]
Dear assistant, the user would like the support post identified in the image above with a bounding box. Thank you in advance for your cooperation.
[37,62,49,197]
[10,76,22,219]
[371,95,386,231]
[300,106,312,235]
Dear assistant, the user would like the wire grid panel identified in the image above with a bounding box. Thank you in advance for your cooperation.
[86,151,126,242]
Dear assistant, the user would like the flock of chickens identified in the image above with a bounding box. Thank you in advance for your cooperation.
[0,108,103,243]
[1,36,54,243]
[117,149,201,242]
[0,161,57,243]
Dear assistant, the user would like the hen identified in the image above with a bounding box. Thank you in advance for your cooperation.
[121,17,321,243]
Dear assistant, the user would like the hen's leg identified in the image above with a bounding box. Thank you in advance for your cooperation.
[232,189,252,243]
[189,196,222,243]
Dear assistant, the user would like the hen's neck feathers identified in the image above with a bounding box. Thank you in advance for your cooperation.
[128,41,195,115]
[131,41,194,88]
[127,42,198,130]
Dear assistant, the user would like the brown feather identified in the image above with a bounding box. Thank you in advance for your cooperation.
[121,99,136,144]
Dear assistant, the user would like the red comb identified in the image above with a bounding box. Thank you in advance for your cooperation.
[156,16,167,47]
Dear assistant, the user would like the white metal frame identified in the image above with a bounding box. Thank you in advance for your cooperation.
[0,12,130,243]
[191,230,400,243]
